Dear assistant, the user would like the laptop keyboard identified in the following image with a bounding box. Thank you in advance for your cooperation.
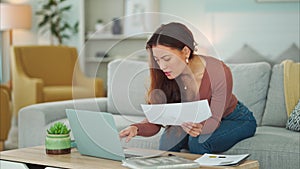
[125,153,141,158]
[123,147,160,159]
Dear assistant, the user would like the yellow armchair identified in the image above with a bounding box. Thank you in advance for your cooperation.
[0,84,12,151]
[11,45,105,116]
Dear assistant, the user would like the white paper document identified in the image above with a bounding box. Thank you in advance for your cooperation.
[141,100,212,126]
[194,153,250,166]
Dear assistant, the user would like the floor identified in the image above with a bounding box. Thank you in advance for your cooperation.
[4,116,18,150]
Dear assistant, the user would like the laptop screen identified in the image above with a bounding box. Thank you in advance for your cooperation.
[66,109,126,161]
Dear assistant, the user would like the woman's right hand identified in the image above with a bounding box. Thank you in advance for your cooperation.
[119,126,138,143]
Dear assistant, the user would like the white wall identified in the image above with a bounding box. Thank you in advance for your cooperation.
[160,0,299,60]
[212,12,299,60]
[1,0,299,82]
[2,0,299,57]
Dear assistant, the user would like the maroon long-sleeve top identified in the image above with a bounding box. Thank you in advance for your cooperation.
[132,56,238,136]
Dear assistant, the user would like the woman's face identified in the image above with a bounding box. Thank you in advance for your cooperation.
[151,45,188,79]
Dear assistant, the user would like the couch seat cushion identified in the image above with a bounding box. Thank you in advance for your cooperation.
[225,126,300,169]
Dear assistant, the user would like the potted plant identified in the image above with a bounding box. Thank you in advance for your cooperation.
[36,0,79,45]
[45,122,71,155]
[95,19,105,32]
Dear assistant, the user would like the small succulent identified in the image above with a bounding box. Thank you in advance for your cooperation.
[47,122,71,134]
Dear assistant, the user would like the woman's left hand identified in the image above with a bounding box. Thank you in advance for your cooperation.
[181,122,203,137]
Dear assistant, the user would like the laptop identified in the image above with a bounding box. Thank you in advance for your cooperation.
[65,109,161,161]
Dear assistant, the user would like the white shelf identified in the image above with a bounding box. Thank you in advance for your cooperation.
[86,33,149,41]
[86,55,148,63]
[86,56,119,63]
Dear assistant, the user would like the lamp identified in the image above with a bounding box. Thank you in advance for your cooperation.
[0,3,32,87]
[0,3,32,44]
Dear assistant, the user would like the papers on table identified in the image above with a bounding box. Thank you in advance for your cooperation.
[194,153,250,166]
[141,100,212,126]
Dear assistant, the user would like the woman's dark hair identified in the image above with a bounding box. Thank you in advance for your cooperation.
[146,22,196,104]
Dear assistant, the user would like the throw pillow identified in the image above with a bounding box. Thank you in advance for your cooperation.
[274,43,300,64]
[224,44,270,64]
[286,100,300,132]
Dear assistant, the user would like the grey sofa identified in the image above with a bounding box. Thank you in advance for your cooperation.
[19,59,299,169]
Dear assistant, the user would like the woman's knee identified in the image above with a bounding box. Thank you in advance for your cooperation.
[159,129,188,152]
[188,136,212,154]
[246,120,257,137]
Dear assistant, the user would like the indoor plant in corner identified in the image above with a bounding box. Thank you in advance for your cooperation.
[36,0,78,45]
[45,122,71,154]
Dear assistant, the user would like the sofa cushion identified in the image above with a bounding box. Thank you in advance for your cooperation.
[225,44,270,64]
[107,59,149,117]
[273,43,300,64]
[108,60,271,125]
[228,62,271,125]
[262,64,288,127]
[224,126,300,169]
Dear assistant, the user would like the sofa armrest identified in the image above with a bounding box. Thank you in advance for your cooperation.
[0,85,12,141]
[13,76,43,115]
[18,98,108,148]
[0,84,11,100]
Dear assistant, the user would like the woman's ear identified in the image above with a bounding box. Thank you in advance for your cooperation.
[182,46,191,58]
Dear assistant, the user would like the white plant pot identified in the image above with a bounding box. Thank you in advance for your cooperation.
[95,23,104,33]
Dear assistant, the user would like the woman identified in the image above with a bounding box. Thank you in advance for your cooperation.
[119,22,257,154]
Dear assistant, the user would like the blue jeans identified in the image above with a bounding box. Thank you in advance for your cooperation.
[159,101,257,154]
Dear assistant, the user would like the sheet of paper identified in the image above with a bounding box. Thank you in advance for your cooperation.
[194,153,250,166]
[141,100,212,126]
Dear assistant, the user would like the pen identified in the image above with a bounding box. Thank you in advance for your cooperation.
[209,156,226,158]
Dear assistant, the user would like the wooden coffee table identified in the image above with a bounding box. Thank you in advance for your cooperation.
[0,146,259,169]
